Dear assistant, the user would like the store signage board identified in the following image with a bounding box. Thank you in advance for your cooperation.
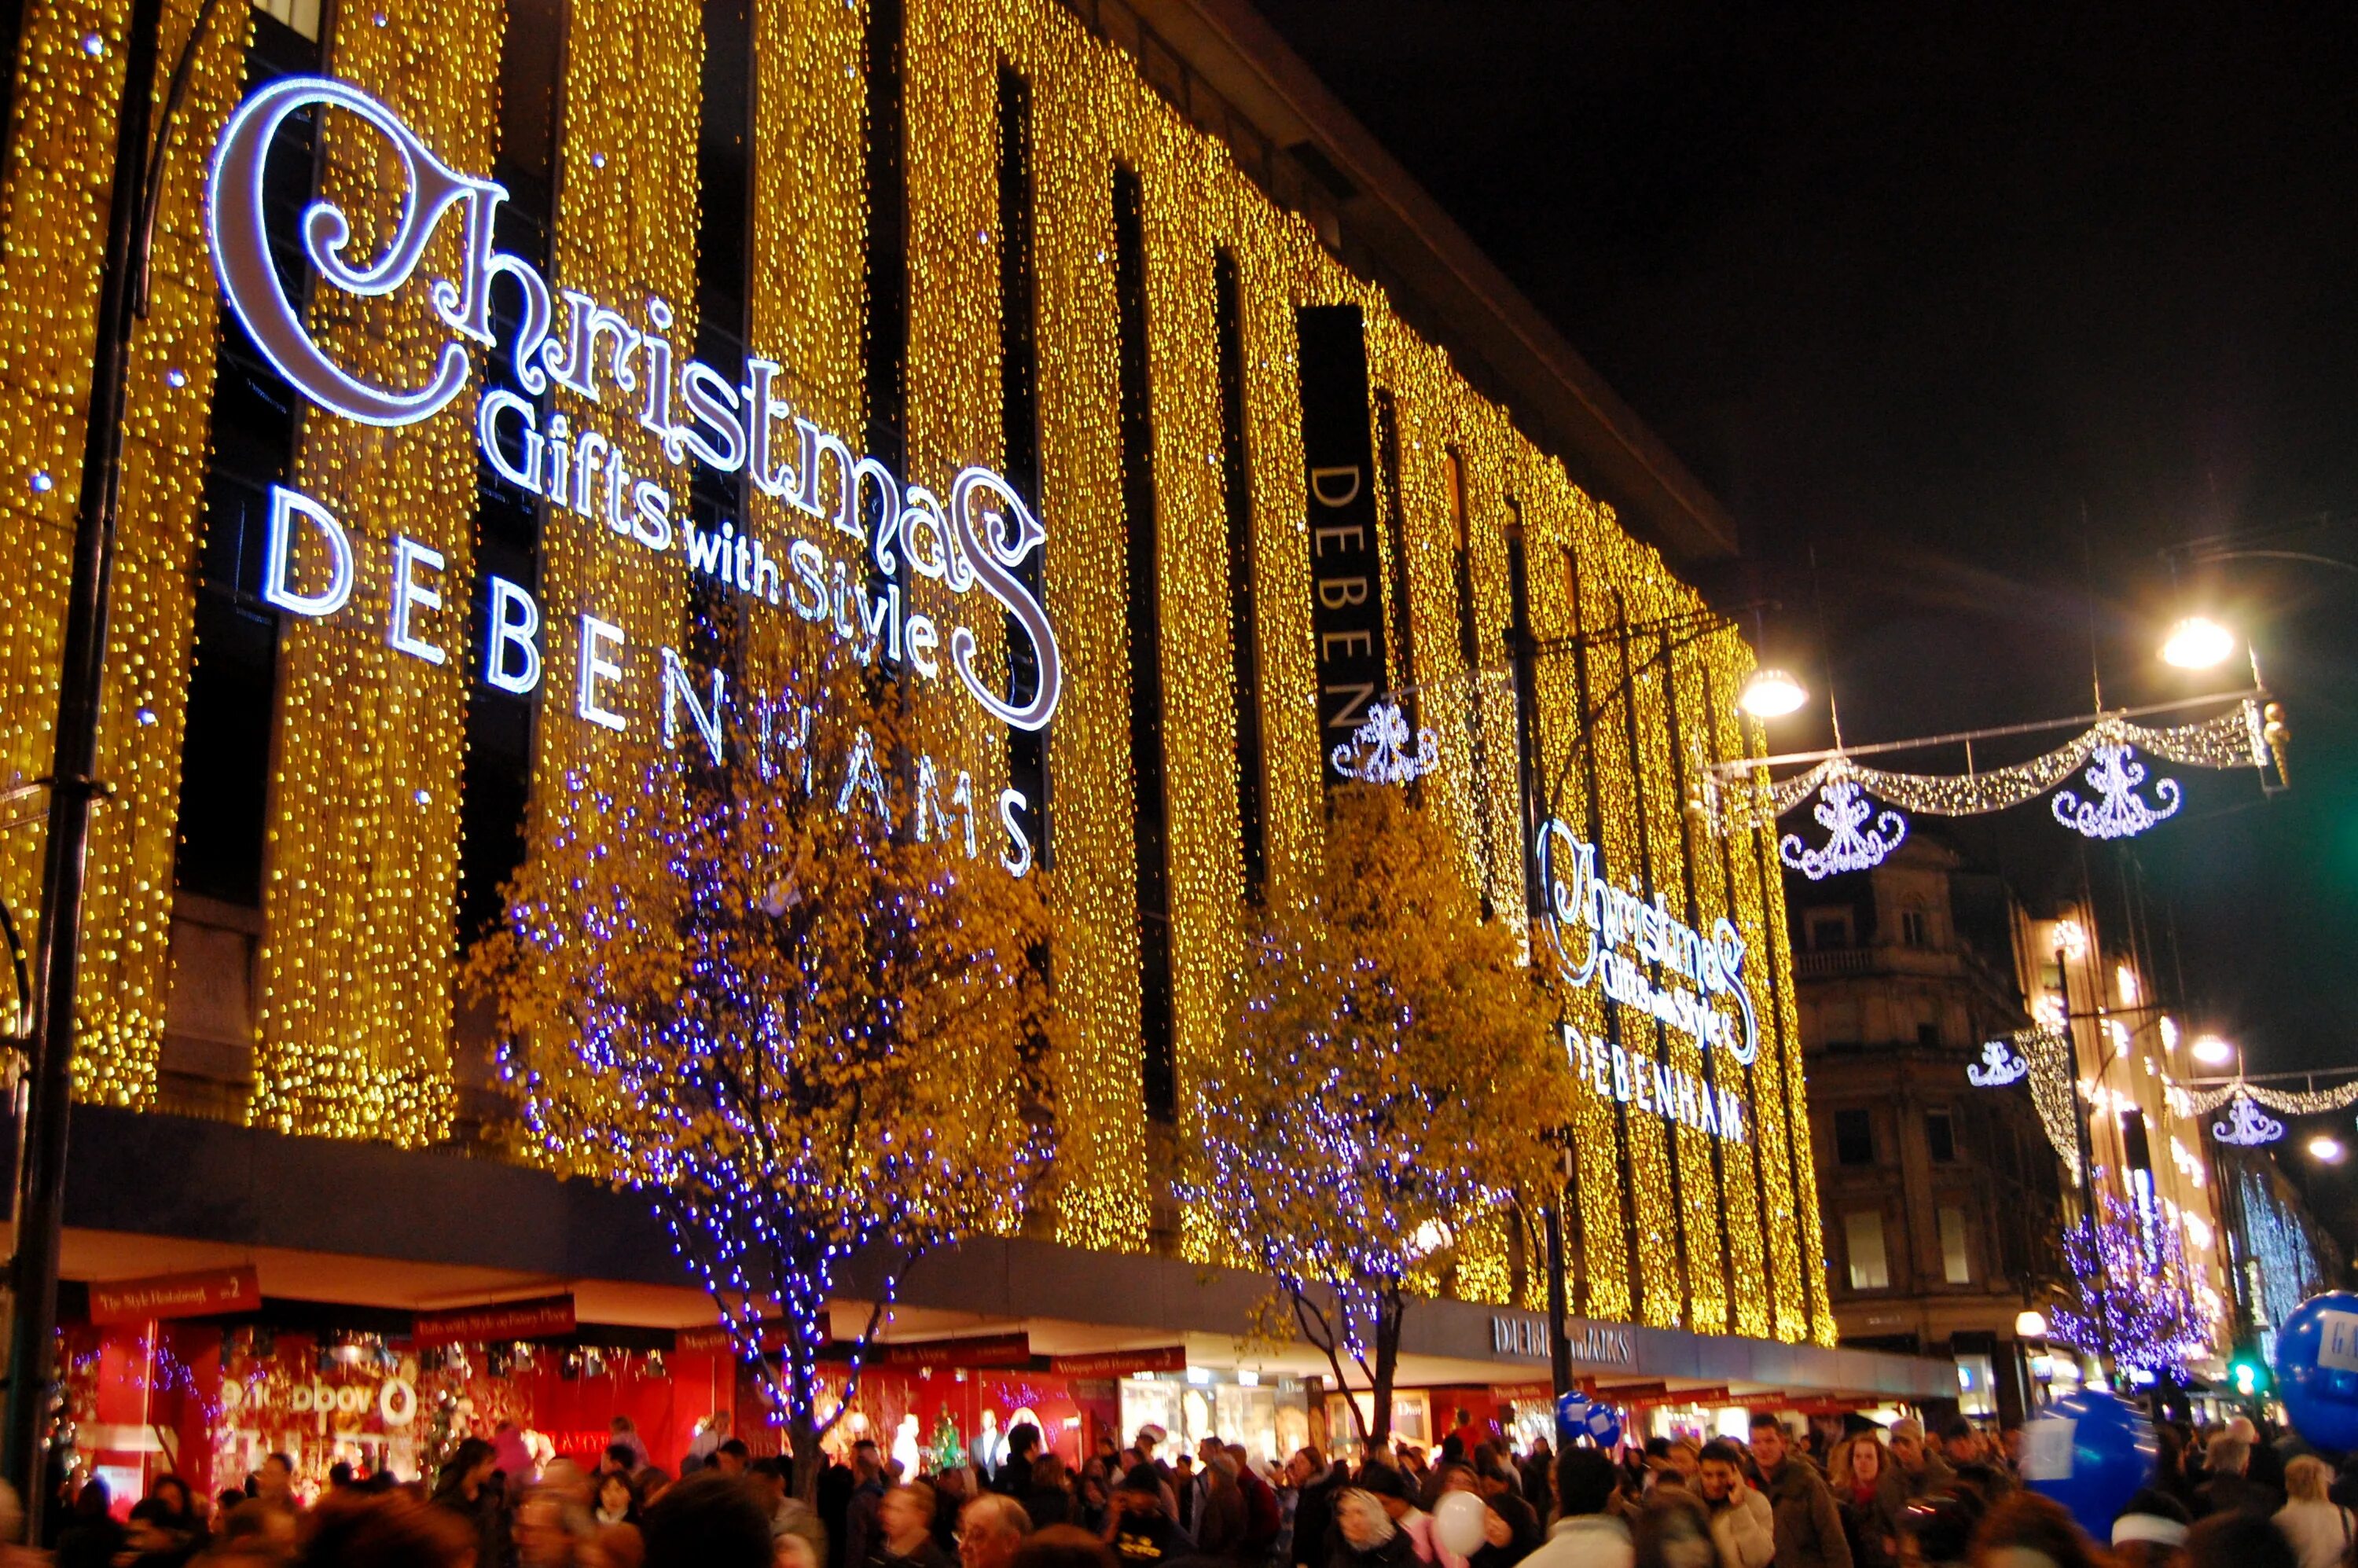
[1048,1346,1189,1378]
[877,1331,1034,1368]
[90,1265,262,1324]
[1489,1312,1637,1367]
[1295,304,1391,775]
[413,1294,578,1346]
[205,75,1057,872]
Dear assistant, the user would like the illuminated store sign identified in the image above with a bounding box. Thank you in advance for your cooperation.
[208,75,1062,739]
[1536,818,1760,1068]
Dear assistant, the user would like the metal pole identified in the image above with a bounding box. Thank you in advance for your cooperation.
[3,0,169,1526]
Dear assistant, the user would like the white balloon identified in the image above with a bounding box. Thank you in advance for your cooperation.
[1433,1490,1489,1559]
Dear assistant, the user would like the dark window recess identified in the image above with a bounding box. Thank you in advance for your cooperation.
[1916,1021,1941,1048]
[1926,1110,1957,1164]
[997,67,1049,867]
[1446,449,1496,917]
[1835,1107,1875,1166]
[1114,167,1175,1123]
[458,13,567,946]
[174,17,321,908]
[2122,1108,2154,1173]
[863,0,908,470]
[1372,390,1416,724]
[1503,506,1540,918]
[694,0,752,367]
[1211,250,1265,905]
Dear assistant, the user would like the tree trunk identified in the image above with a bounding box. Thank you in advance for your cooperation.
[1368,1298,1405,1450]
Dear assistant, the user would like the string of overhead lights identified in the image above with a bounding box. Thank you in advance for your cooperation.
[2184,1080,2358,1118]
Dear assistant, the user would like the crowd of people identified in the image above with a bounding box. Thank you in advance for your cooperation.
[18,1406,2358,1568]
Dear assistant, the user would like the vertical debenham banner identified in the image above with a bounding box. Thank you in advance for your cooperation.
[1296,304,1388,777]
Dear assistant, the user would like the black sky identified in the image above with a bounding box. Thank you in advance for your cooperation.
[1249,0,2358,1228]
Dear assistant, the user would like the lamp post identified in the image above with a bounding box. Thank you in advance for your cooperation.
[3,0,230,1526]
[1495,527,1801,1412]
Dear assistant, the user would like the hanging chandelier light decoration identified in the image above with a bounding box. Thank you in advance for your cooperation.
[1967,1038,2030,1088]
[1779,778,1908,880]
[1330,701,1440,787]
[2182,1078,2358,1118]
[2051,744,2180,841]
[2211,1095,2287,1147]
[1700,695,2286,844]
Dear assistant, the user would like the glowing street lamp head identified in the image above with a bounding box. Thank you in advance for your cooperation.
[2191,1034,2235,1068]
[2308,1134,2345,1163]
[2161,615,2237,670]
[1739,667,1809,719]
[2015,1309,2048,1339]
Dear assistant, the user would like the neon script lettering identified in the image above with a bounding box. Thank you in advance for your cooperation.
[209,75,1060,732]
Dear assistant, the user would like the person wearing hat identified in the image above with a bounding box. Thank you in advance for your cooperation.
[1110,1464,1191,1564]
[1331,1460,1467,1568]
[2110,1488,2192,1568]
[1879,1424,1952,1511]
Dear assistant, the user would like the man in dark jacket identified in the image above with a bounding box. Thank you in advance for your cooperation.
[1291,1447,1346,1568]
[2196,1434,2283,1519]
[1750,1415,1853,1568]
[999,1425,1042,1500]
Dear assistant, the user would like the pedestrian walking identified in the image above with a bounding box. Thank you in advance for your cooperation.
[1746,1416,1850,1568]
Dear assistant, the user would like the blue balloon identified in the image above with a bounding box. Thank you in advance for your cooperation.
[2275,1291,2358,1454]
[2022,1389,2156,1538]
[1555,1390,1622,1449]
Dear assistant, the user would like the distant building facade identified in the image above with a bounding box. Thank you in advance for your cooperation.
[1789,838,2067,1423]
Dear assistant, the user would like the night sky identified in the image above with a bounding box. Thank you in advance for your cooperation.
[1251,2,2358,1229]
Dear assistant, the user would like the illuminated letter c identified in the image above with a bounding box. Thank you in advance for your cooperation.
[210,75,496,427]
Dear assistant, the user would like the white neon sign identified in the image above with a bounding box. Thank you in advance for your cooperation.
[208,75,1060,733]
[1536,817,1760,1067]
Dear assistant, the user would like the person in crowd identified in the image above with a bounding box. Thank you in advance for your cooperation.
[1634,1489,1717,1568]
[293,1490,474,1568]
[820,1444,858,1568]
[2230,1421,2286,1500]
[1440,1460,1541,1568]
[1137,1429,1173,1482]
[436,1437,510,1568]
[516,1487,593,1568]
[1175,1457,1202,1536]
[608,1417,651,1473]
[2109,1489,2191,1568]
[2198,1435,2282,1520]
[847,1441,890,1568]
[1890,1494,1978,1568]
[1236,1445,1285,1562]
[752,1458,828,1561]
[715,1441,754,1479]
[1109,1464,1192,1565]
[2154,1430,2200,1518]
[1969,1493,2106,1568]
[2271,1456,2349,1568]
[1696,1441,1774,1568]
[1749,1415,1851,1568]
[933,1469,975,1553]
[1001,1427,1044,1501]
[212,1490,248,1537]
[689,1413,733,1471]
[1522,1443,1555,1515]
[960,1494,1032,1568]
[1294,1449,1349,1568]
[1882,1426,1952,1507]
[1196,1452,1251,1560]
[1076,1470,1114,1538]
[495,1426,539,1491]
[192,1500,299,1567]
[641,1470,774,1568]
[1828,1437,1899,1568]
[255,1456,297,1513]
[593,1471,640,1529]
[2184,1511,2297,1568]
[1016,1525,1121,1568]
[57,1479,127,1568]
[1027,1456,1075,1529]
[1937,1424,1984,1472]
[1519,1448,1629,1568]
[1328,1481,1420,1568]
[872,1482,955,1568]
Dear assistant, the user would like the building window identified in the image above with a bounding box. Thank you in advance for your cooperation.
[1938,1206,1971,1283]
[1845,1210,1890,1290]
[1901,906,1929,946]
[1926,1110,1956,1164]
[1916,1021,1941,1048]
[1835,1108,1874,1166]
[1806,909,1853,950]
[253,0,321,39]
[1211,251,1266,905]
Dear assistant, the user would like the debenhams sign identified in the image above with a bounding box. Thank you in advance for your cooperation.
[1490,1312,1635,1367]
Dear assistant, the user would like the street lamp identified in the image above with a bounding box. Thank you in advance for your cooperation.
[2015,1309,2049,1339]
[2191,1034,2236,1069]
[2308,1135,2345,1163]
[1738,666,1809,719]
[2160,616,2238,670]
